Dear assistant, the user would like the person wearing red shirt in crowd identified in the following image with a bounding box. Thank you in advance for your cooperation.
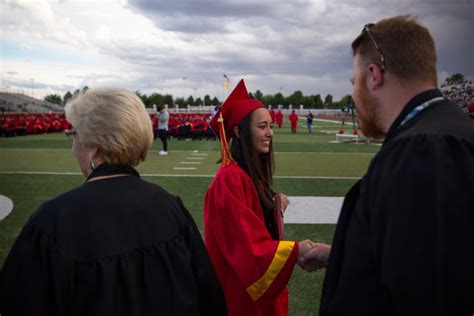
[190,116,206,139]
[288,110,298,133]
[204,79,323,316]
[468,101,474,120]
[276,110,283,128]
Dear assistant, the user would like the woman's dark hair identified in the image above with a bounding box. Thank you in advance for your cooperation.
[230,110,278,239]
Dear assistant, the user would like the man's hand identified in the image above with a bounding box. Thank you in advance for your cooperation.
[298,242,331,272]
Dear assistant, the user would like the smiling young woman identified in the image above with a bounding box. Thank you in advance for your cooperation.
[203,79,318,316]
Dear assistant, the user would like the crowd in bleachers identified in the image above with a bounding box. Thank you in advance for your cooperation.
[151,113,215,140]
[442,84,474,118]
[1,112,216,139]
[0,113,71,137]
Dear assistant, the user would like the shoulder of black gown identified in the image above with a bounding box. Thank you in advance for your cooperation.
[369,99,474,216]
[23,175,191,260]
[363,105,474,313]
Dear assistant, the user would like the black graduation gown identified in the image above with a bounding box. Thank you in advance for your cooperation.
[0,164,227,316]
[320,90,474,315]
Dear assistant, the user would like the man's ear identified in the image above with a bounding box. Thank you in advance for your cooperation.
[233,126,240,138]
[368,63,384,91]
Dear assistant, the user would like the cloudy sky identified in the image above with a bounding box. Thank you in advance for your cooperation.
[1,0,472,102]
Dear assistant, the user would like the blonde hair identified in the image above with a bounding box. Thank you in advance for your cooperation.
[65,87,153,166]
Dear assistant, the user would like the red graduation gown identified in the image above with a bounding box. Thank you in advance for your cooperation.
[289,113,298,129]
[204,162,298,316]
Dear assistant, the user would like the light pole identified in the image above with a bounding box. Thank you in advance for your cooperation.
[182,77,187,109]
[30,78,34,98]
[200,77,205,106]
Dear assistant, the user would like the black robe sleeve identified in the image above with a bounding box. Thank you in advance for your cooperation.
[176,197,227,315]
[0,224,66,316]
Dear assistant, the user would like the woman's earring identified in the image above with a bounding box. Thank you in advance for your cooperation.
[89,159,96,171]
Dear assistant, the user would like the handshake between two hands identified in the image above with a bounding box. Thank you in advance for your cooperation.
[297,240,331,272]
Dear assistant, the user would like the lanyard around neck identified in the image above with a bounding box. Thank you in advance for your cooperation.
[399,96,444,129]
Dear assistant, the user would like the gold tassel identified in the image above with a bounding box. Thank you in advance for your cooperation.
[217,113,233,165]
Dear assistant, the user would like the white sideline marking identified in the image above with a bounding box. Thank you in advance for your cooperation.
[180,162,202,164]
[0,190,343,224]
[0,171,83,175]
[173,167,197,170]
[0,195,14,221]
[190,153,208,156]
[315,118,343,123]
[0,148,376,155]
[0,171,361,179]
[285,197,344,224]
[186,157,205,160]
[276,175,359,179]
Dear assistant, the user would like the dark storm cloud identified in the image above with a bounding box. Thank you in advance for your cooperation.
[128,0,274,18]
[120,0,472,98]
[126,0,314,34]
[10,78,68,92]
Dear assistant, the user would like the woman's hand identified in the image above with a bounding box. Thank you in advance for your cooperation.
[277,193,289,213]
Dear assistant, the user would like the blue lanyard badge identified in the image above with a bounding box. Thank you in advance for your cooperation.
[399,97,444,129]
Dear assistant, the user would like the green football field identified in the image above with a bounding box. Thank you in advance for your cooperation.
[0,119,380,315]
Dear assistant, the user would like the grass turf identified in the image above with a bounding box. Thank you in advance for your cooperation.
[0,119,376,315]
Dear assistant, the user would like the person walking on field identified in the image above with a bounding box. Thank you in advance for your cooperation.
[305,111,314,134]
[156,105,169,155]
[269,108,276,124]
[288,110,298,133]
[276,109,283,128]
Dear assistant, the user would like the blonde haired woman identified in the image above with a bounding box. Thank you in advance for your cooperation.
[0,87,226,315]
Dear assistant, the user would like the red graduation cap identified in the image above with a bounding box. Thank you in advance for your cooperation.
[209,79,263,165]
[209,79,263,141]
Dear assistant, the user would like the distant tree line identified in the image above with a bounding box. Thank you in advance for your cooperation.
[44,87,352,109]
[135,91,221,108]
[43,87,89,106]
[44,72,472,109]
[250,90,352,109]
[440,73,471,87]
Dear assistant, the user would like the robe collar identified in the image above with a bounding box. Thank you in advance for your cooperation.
[384,88,442,144]
[86,163,140,182]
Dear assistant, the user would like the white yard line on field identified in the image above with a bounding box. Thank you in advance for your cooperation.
[0,148,377,155]
[285,196,344,224]
[0,171,360,180]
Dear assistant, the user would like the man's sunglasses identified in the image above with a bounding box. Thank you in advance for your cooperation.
[360,23,385,71]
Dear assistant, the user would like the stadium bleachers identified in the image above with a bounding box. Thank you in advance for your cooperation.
[0,92,64,113]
